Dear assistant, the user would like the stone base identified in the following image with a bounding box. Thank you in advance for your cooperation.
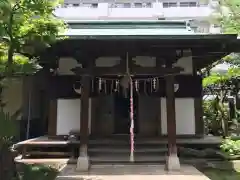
[165,154,180,171]
[76,156,89,172]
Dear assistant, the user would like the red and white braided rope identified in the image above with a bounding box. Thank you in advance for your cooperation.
[130,78,134,162]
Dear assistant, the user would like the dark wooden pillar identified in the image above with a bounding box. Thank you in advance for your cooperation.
[165,75,177,155]
[46,67,57,136]
[192,58,204,137]
[236,94,240,110]
[194,97,204,136]
[79,75,90,156]
[48,99,57,136]
[164,56,180,171]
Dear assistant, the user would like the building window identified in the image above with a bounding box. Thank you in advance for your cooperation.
[189,2,197,6]
[179,2,197,7]
[163,2,177,8]
[91,3,98,8]
[111,2,152,8]
[196,26,209,33]
[144,2,152,8]
[63,3,69,7]
[112,3,131,8]
[82,3,98,8]
[213,24,220,28]
[111,3,118,8]
[123,3,131,8]
[134,3,142,8]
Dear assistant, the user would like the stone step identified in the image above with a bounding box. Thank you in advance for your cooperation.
[89,135,221,149]
[88,148,167,158]
[89,135,167,145]
[89,141,168,149]
[89,139,168,145]
[88,142,168,163]
[26,151,70,156]
[90,154,166,164]
[89,147,168,153]
[88,146,224,161]
[89,155,223,165]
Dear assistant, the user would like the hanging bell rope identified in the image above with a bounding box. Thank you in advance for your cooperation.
[98,78,102,93]
[129,76,134,162]
[126,52,134,162]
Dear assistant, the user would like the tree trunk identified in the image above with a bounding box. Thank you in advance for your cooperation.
[0,142,19,180]
[219,92,228,138]
[7,45,14,76]
[236,93,240,110]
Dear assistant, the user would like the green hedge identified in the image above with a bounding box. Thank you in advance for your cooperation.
[18,164,58,180]
[220,138,240,156]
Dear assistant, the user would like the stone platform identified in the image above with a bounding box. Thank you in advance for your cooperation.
[56,164,210,180]
[14,135,222,164]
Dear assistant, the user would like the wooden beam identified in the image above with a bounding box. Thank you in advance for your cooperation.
[48,100,57,136]
[158,98,162,136]
[130,66,183,76]
[192,57,204,137]
[72,66,183,76]
[72,64,126,76]
[165,75,177,155]
[80,76,90,147]
[194,98,204,137]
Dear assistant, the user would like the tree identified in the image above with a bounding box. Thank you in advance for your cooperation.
[208,0,240,70]
[213,0,240,72]
[0,42,38,75]
[0,1,66,179]
[203,68,240,137]
[0,0,66,75]
[218,0,240,34]
[202,0,240,137]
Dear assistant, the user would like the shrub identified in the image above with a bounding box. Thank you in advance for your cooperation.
[203,99,228,136]
[0,109,20,180]
[18,163,58,180]
[220,138,240,156]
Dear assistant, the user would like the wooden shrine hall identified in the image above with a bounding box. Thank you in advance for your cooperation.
[15,20,240,171]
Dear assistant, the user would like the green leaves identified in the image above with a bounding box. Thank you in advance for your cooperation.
[220,138,240,156]
[19,163,58,180]
[218,0,240,34]
[0,0,66,75]
[203,73,228,87]
[203,67,240,87]
[0,43,40,75]
[0,108,19,144]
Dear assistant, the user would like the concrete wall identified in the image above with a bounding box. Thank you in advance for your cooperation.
[161,98,195,135]
[55,95,196,136]
[56,99,92,135]
[2,78,23,120]
[56,96,115,136]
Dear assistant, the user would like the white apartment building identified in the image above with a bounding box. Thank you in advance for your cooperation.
[54,0,221,33]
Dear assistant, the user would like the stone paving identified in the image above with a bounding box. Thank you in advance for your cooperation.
[56,164,210,180]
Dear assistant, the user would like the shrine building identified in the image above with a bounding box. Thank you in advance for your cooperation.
[15,20,240,171]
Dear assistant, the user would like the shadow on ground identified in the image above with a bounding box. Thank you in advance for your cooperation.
[196,160,240,180]
[56,164,210,180]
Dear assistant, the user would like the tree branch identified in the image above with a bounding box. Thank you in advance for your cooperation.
[15,50,33,59]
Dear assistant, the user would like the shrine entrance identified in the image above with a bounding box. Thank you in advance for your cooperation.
[114,90,138,134]
[14,20,240,172]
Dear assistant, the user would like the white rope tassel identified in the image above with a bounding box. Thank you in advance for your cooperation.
[130,77,134,162]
